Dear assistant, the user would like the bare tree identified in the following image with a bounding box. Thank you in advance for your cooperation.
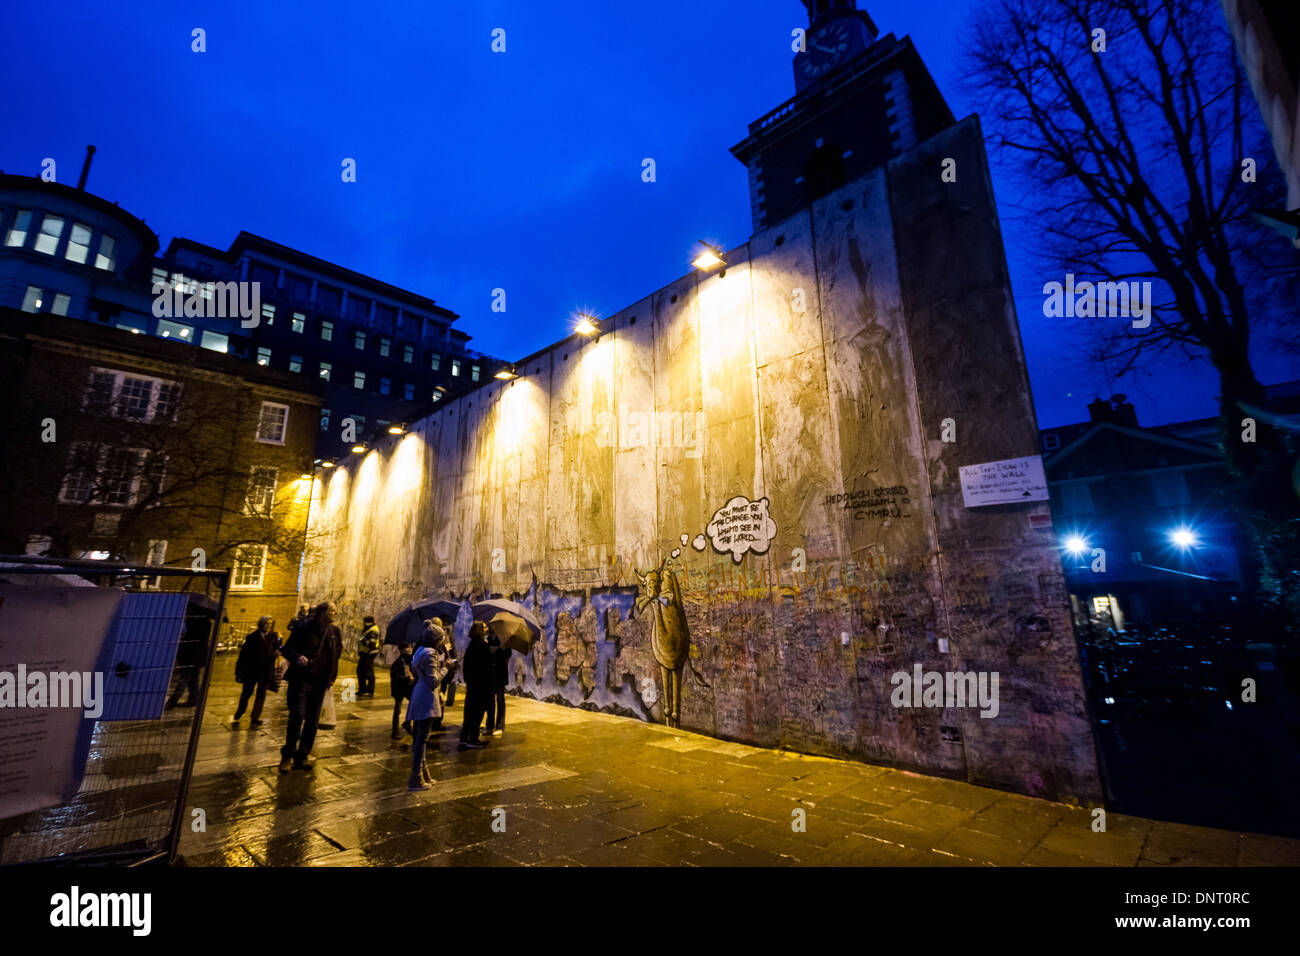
[963,0,1300,612]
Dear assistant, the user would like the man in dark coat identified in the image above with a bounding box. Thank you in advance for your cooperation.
[357,615,381,697]
[389,642,414,740]
[458,622,493,749]
[279,601,341,772]
[484,634,510,737]
[234,615,281,725]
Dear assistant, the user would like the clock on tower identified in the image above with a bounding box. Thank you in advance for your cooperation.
[731,1,954,232]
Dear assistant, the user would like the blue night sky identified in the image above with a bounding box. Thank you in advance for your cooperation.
[2,0,1294,429]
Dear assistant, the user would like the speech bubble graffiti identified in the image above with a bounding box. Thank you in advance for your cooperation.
[706,496,778,564]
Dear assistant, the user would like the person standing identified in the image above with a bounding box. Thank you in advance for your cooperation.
[407,622,451,791]
[234,616,281,726]
[279,601,342,773]
[458,622,493,749]
[484,634,510,737]
[436,616,459,709]
[390,642,415,740]
[357,615,381,697]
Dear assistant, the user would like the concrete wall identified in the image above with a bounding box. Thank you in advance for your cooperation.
[303,116,1101,802]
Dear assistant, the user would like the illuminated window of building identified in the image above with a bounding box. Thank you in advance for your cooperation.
[354,370,366,390]
[200,330,229,353]
[34,214,65,255]
[51,293,70,316]
[1092,595,1111,615]
[451,359,461,377]
[321,319,334,341]
[157,319,194,341]
[471,364,480,382]
[320,361,332,381]
[430,352,440,371]
[83,368,181,423]
[22,286,43,312]
[231,544,267,590]
[292,312,305,333]
[65,223,92,264]
[257,347,271,366]
[289,354,303,373]
[95,235,116,271]
[320,408,331,431]
[403,344,414,363]
[6,209,31,247]
[354,329,366,350]
[379,336,391,357]
[261,302,276,325]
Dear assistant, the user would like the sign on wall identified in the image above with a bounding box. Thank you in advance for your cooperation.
[960,455,1049,507]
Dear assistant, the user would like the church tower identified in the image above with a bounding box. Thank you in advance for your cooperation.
[731,1,955,231]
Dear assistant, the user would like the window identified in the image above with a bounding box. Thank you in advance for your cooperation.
[102,447,139,505]
[321,319,334,341]
[319,362,332,381]
[83,368,180,423]
[231,544,268,590]
[51,293,70,316]
[65,223,92,264]
[353,370,366,390]
[59,444,97,504]
[1043,434,1061,451]
[289,354,303,373]
[320,408,331,431]
[431,391,442,403]
[351,415,366,430]
[95,235,116,271]
[6,209,31,247]
[430,352,441,371]
[244,466,278,517]
[93,512,121,534]
[257,347,272,366]
[379,336,391,357]
[403,383,414,401]
[451,359,461,377]
[151,267,169,288]
[261,303,276,326]
[61,445,162,508]
[22,286,42,312]
[256,402,289,444]
[291,312,305,333]
[402,344,414,363]
[200,330,229,353]
[35,214,65,255]
[471,364,480,382]
[157,319,194,341]
[354,329,366,350]
[380,377,390,396]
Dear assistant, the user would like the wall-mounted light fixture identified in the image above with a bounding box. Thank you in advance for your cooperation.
[350,443,367,455]
[388,423,406,435]
[320,460,336,468]
[494,364,518,380]
[574,313,603,336]
[692,241,725,271]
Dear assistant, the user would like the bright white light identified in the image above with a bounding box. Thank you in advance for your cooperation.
[1170,528,1198,549]
[574,315,599,336]
[1063,534,1088,555]
[692,249,724,270]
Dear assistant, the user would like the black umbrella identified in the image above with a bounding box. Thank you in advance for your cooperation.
[384,599,462,647]
[470,599,542,654]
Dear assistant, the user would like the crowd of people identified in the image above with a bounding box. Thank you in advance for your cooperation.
[230,602,512,790]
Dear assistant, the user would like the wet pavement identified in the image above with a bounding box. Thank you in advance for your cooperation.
[178,656,1300,866]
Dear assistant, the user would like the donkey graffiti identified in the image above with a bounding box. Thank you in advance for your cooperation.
[634,558,691,728]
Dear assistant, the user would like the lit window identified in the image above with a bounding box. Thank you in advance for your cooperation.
[292,312,305,333]
[6,209,31,247]
[65,223,92,264]
[244,466,278,517]
[289,354,303,373]
[320,362,332,381]
[354,330,366,350]
[34,214,64,255]
[95,235,116,271]
[151,267,169,287]
[430,353,441,371]
[403,344,413,363]
[451,359,461,377]
[256,402,289,444]
[379,336,390,357]
[403,383,414,401]
[320,408,331,431]
[257,347,271,366]
[353,370,366,390]
[471,364,480,382]
[380,377,390,395]
[51,293,70,316]
[157,319,193,340]
[231,544,268,590]
[261,303,276,325]
[22,286,43,312]
[200,330,229,353]
[431,391,442,402]
[321,319,334,341]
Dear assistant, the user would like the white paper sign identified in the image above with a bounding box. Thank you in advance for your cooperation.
[960,455,1049,507]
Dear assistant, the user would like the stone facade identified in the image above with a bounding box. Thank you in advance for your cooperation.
[303,115,1102,802]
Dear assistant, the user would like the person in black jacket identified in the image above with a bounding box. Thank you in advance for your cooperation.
[279,601,342,772]
[390,642,415,740]
[458,622,493,749]
[234,616,281,725]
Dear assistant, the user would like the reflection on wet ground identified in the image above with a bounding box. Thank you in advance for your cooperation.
[178,656,1300,866]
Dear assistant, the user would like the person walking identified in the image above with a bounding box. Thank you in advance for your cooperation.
[279,601,342,773]
[458,622,493,749]
[234,616,281,726]
[484,634,510,737]
[390,642,415,740]
[357,615,381,697]
[407,622,452,791]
